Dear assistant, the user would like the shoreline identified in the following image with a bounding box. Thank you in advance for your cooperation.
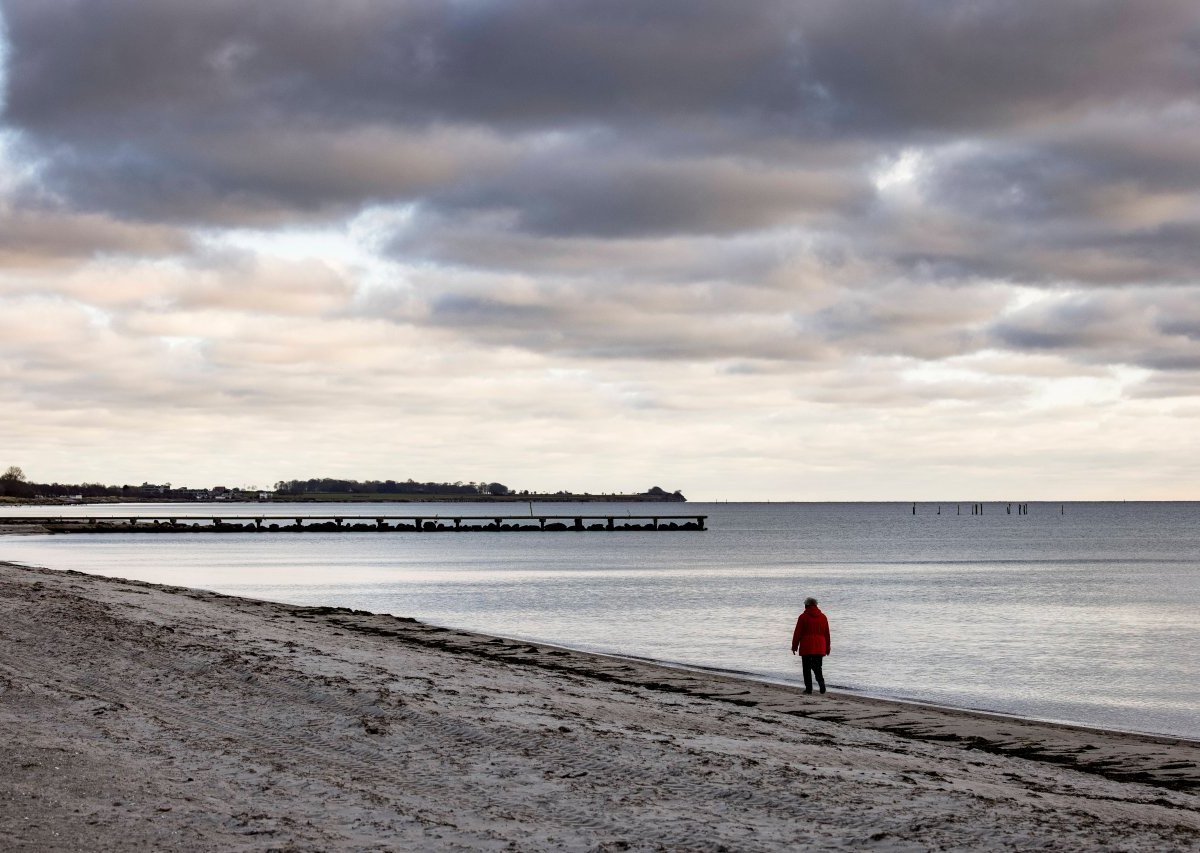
[2,562,1197,850]
[4,545,1193,748]
[437,628,1198,748]
[582,653,1199,747]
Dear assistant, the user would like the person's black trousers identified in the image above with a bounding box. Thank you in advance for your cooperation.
[801,654,825,693]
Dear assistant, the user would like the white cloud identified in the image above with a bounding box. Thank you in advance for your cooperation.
[871,147,928,201]
[3,1,1200,497]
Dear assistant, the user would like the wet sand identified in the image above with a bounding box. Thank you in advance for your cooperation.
[1,561,1197,851]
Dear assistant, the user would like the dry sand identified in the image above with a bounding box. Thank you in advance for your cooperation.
[0,561,1197,851]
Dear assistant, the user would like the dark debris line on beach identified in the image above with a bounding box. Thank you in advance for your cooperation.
[157,579,1200,796]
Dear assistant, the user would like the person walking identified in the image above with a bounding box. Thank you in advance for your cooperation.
[791,597,831,694]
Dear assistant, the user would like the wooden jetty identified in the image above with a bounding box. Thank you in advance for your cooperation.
[0,513,707,534]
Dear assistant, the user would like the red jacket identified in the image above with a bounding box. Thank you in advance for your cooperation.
[791,605,830,655]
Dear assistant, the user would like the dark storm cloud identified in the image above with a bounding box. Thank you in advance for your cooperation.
[795,0,1200,131]
[803,282,1008,360]
[3,0,1200,383]
[6,0,1197,222]
[3,0,803,133]
[387,216,790,284]
[9,0,1196,134]
[423,152,871,238]
[991,289,1200,372]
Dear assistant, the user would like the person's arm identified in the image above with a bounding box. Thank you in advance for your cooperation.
[823,619,832,656]
[791,616,803,654]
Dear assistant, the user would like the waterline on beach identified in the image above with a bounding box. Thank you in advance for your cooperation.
[3,500,1198,739]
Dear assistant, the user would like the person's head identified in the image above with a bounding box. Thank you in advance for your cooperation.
[804,597,818,608]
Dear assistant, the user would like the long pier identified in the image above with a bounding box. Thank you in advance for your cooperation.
[0,513,707,534]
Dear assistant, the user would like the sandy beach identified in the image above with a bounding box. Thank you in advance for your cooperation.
[1,561,1197,851]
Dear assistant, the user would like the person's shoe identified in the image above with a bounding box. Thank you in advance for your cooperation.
[819,685,826,694]
[803,689,812,694]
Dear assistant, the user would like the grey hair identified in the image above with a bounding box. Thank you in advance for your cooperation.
[804,597,817,607]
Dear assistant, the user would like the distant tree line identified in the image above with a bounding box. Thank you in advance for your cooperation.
[0,466,176,500]
[2,464,683,502]
[273,478,512,496]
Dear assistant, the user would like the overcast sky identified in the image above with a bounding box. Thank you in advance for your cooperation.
[2,1,1199,499]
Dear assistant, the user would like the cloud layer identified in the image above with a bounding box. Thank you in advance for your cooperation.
[2,0,1199,496]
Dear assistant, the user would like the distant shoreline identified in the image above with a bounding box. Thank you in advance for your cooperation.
[0,493,688,507]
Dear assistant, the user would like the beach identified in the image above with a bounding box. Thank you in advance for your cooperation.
[1,561,1197,851]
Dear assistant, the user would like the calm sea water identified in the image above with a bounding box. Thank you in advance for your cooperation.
[2,501,1197,739]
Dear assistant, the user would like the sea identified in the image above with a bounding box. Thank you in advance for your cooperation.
[2,500,1197,740]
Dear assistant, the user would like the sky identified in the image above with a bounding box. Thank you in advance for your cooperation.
[1,0,1199,500]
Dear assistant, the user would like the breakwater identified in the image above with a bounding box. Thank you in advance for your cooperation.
[1,513,707,534]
